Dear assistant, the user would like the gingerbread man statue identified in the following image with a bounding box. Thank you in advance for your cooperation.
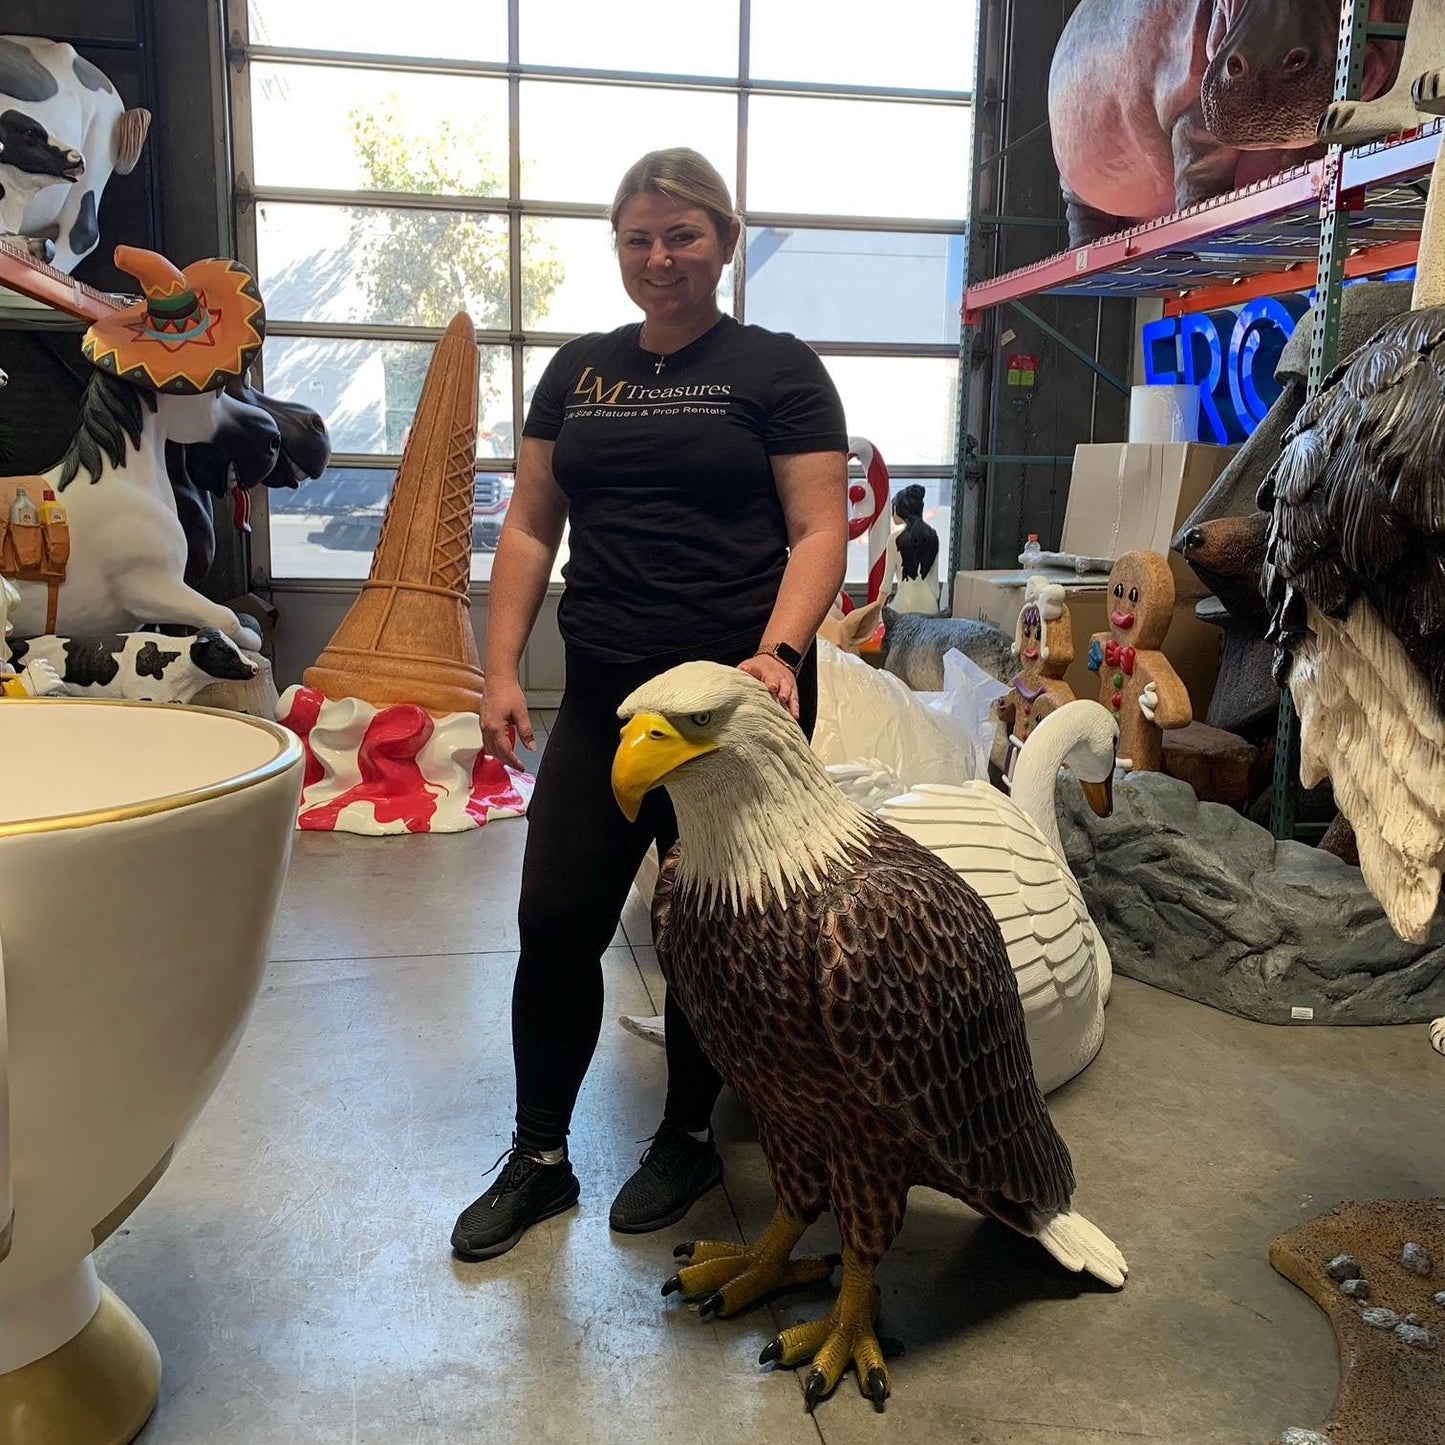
[995,575,1076,775]
[1087,550,1190,773]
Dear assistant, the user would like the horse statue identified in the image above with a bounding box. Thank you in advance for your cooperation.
[168,377,331,590]
[0,245,296,645]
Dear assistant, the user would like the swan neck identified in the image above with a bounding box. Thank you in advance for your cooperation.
[1010,727,1069,855]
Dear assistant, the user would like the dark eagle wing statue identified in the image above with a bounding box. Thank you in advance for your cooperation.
[1259,307,1445,941]
[813,828,1075,1212]
[1260,307,1445,700]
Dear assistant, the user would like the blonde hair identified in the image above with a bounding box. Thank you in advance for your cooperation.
[610,148,737,240]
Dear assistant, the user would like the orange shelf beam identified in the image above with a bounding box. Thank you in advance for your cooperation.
[1161,237,1421,315]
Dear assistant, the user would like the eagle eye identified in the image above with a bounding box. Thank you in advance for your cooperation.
[689,711,712,727]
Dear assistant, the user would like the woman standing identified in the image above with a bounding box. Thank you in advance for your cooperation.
[451,149,849,1261]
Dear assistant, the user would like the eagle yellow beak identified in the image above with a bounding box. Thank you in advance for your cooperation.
[611,712,718,822]
[1082,774,1114,818]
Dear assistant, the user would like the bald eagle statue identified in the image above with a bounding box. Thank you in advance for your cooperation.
[1259,172,1445,945]
[612,662,1127,1409]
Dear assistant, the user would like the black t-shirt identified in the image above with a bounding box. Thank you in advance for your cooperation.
[522,315,847,663]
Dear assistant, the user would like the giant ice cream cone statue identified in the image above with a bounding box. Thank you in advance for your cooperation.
[277,313,532,834]
[304,312,485,714]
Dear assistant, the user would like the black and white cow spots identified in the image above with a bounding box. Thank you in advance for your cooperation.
[66,188,96,259]
[134,640,179,679]
[61,636,120,687]
[71,55,113,95]
[19,627,259,703]
[0,37,58,104]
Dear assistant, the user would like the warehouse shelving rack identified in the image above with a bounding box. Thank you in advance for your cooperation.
[955,0,1415,837]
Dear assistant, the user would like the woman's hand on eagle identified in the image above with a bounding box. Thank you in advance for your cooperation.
[738,652,800,719]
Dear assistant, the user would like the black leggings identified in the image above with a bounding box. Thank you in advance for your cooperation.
[512,639,818,1154]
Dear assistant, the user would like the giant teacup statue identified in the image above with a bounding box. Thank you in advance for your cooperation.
[0,699,304,1443]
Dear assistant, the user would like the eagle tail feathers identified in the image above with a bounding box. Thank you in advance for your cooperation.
[1027,1208,1128,1289]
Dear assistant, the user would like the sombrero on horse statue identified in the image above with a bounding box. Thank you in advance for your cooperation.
[82,245,265,395]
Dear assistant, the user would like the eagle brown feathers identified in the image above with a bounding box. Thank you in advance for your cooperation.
[653,820,1075,1261]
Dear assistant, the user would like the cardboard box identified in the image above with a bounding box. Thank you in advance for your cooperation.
[1061,442,1235,590]
[951,568,1024,630]
[951,568,1221,712]
[948,441,1234,713]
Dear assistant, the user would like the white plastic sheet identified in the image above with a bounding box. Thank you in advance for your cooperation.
[811,640,1007,799]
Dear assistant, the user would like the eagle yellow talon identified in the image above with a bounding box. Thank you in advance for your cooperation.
[763,1313,835,1367]
[673,1238,747,1265]
[671,1251,760,1297]
[766,1251,888,1410]
[664,1208,837,1318]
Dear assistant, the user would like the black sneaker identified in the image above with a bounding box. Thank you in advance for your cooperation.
[451,1137,581,1262]
[609,1125,723,1234]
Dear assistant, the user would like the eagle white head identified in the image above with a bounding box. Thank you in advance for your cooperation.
[613,661,874,909]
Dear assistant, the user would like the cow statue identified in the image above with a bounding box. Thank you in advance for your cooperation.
[7,626,259,704]
[1049,0,1413,246]
[0,105,83,248]
[0,35,149,272]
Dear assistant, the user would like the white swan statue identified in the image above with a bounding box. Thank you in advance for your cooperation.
[877,699,1119,1093]
[623,699,1119,1094]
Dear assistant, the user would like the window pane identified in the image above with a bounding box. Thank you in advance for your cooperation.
[825,356,958,467]
[750,0,975,91]
[519,83,736,203]
[251,64,509,195]
[267,465,520,582]
[257,202,511,328]
[522,347,571,584]
[748,97,969,220]
[845,475,953,591]
[262,338,513,457]
[520,0,738,76]
[522,219,636,335]
[523,345,558,416]
[248,0,507,60]
[745,227,962,344]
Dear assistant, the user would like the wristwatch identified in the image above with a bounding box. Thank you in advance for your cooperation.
[757,641,804,674]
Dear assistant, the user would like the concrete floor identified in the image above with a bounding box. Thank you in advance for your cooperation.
[98,715,1445,1444]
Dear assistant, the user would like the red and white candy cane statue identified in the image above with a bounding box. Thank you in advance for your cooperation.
[847,436,891,603]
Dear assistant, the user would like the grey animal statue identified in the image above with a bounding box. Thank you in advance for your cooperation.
[1050,0,1412,246]
[166,376,332,588]
[880,604,1015,691]
[0,36,149,272]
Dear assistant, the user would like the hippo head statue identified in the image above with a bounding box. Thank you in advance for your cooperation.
[1201,0,1411,148]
